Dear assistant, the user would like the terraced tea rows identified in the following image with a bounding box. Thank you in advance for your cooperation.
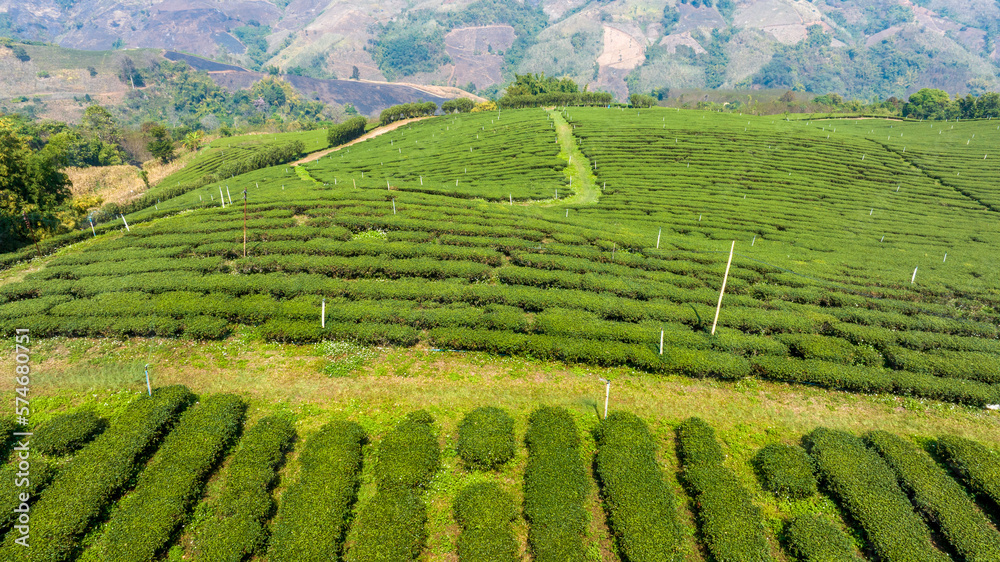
[3,392,998,561]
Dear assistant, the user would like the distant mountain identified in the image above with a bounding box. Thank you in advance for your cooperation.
[2,0,999,101]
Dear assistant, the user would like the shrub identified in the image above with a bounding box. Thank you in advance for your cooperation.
[346,411,439,562]
[457,407,516,471]
[594,412,684,562]
[752,443,817,499]
[0,385,195,561]
[328,116,368,146]
[453,482,519,562]
[442,98,475,113]
[866,431,1000,561]
[33,410,106,456]
[804,428,948,562]
[267,420,366,562]
[676,417,772,562]
[194,416,296,562]
[375,410,440,490]
[785,514,864,562]
[0,418,17,461]
[523,406,589,562]
[0,459,55,532]
[87,394,247,562]
[936,435,1000,509]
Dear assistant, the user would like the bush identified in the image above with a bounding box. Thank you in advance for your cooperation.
[453,482,519,562]
[380,101,437,125]
[804,428,948,562]
[194,416,296,562]
[375,410,440,490]
[676,417,772,562]
[594,412,684,562]
[328,116,368,146]
[785,514,864,562]
[866,431,1000,561]
[442,98,475,113]
[457,407,516,471]
[87,394,247,562]
[523,406,589,562]
[936,435,1000,509]
[752,443,817,499]
[346,411,440,562]
[267,420,366,562]
[0,459,55,533]
[0,418,17,461]
[0,385,195,561]
[32,410,106,456]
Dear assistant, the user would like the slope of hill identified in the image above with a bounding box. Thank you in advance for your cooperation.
[2,0,1000,101]
[1,107,998,408]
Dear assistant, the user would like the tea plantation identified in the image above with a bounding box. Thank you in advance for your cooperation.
[2,108,999,406]
[1,390,998,561]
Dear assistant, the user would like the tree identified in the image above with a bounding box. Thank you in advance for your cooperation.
[629,93,656,108]
[11,45,29,61]
[351,65,361,80]
[81,105,122,146]
[146,124,175,163]
[0,118,72,251]
[902,88,952,119]
[779,91,795,103]
[182,130,204,152]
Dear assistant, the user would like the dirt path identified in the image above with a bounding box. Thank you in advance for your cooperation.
[292,117,431,166]
[540,109,600,206]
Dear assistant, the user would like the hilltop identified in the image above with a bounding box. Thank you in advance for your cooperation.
[2,0,1000,101]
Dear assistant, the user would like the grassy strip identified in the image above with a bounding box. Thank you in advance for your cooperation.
[523,406,589,562]
[866,431,1000,561]
[594,411,684,562]
[193,416,295,562]
[805,428,948,562]
[676,417,773,562]
[784,514,864,562]
[453,482,519,562]
[267,420,366,562]
[33,410,105,456]
[83,394,247,562]
[346,410,440,562]
[457,407,516,471]
[752,443,817,499]
[0,385,194,561]
[936,435,1000,513]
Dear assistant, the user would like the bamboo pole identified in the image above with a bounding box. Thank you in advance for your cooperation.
[710,241,735,335]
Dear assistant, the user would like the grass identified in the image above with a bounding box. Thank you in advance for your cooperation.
[20,334,1000,560]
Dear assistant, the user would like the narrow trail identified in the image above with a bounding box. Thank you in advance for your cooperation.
[541,109,600,206]
[292,117,431,166]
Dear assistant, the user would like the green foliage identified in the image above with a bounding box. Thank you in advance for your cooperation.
[676,417,772,562]
[442,98,475,113]
[523,406,589,562]
[500,91,614,109]
[232,22,272,70]
[328,116,368,147]
[0,459,55,532]
[0,385,195,561]
[32,410,105,456]
[194,416,295,562]
[594,412,684,562]
[147,123,176,163]
[347,411,439,562]
[213,140,303,180]
[752,443,817,499]
[866,431,1000,561]
[0,418,18,461]
[453,482,519,562]
[804,428,948,562]
[784,514,864,562]
[628,94,657,108]
[457,406,516,470]
[936,435,1000,509]
[379,101,437,126]
[85,394,247,562]
[268,420,366,562]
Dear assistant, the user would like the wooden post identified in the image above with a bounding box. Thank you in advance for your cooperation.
[710,241,735,336]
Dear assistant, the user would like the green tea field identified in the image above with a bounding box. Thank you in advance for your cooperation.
[1,107,999,561]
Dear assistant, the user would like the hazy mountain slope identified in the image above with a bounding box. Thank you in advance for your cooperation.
[2,0,999,100]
